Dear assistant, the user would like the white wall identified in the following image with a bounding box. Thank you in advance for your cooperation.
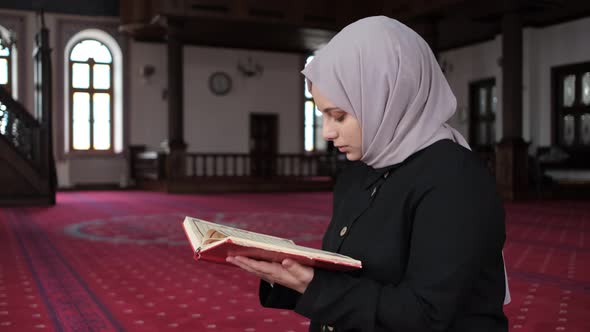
[182,46,302,154]
[1,8,305,187]
[528,16,590,148]
[129,43,304,153]
[128,41,168,150]
[440,38,502,141]
[441,16,590,153]
[0,10,127,187]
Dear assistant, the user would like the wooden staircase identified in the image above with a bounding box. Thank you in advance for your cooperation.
[0,134,53,205]
[0,19,56,206]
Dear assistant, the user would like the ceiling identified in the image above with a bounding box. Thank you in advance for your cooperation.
[118,0,590,53]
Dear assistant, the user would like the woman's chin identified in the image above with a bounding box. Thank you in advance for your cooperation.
[344,152,361,161]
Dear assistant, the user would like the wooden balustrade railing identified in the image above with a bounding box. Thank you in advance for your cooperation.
[0,86,42,168]
[130,149,338,181]
[184,153,336,177]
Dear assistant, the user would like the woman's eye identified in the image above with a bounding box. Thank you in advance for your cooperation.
[335,114,346,122]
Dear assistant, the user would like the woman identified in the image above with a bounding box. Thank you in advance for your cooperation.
[227,16,509,332]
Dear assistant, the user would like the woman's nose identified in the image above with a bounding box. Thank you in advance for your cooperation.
[322,121,337,141]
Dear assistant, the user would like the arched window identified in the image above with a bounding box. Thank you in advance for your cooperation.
[68,39,113,151]
[303,55,326,152]
[0,26,14,93]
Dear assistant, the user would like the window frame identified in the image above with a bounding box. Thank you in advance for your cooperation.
[551,61,590,154]
[0,39,12,94]
[468,78,496,150]
[303,54,332,153]
[67,39,114,154]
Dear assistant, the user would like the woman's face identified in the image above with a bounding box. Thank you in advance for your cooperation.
[311,84,362,161]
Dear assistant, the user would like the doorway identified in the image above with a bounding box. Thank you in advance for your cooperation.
[250,113,278,177]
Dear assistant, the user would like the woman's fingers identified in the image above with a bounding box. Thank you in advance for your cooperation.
[226,256,314,293]
[226,256,259,275]
[281,259,314,284]
[227,256,284,282]
[280,259,314,293]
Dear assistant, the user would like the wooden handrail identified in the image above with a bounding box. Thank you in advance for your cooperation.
[0,85,42,166]
[184,153,336,178]
[130,151,338,181]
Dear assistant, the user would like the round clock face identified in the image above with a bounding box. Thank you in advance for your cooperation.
[209,71,232,96]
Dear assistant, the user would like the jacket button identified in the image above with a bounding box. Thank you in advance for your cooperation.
[340,226,348,237]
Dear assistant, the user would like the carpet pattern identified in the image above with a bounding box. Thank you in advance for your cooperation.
[0,191,588,331]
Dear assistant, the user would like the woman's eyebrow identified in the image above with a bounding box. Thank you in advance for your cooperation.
[321,107,341,113]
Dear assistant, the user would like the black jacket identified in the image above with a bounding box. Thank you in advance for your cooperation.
[260,140,508,332]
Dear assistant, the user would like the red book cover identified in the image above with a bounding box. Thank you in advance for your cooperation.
[182,217,362,272]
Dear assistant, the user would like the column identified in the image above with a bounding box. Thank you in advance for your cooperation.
[164,19,187,180]
[495,5,529,200]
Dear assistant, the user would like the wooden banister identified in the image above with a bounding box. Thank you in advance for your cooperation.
[0,86,42,167]
[130,151,338,181]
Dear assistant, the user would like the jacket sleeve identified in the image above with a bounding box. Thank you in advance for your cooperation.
[259,280,301,309]
[293,168,505,331]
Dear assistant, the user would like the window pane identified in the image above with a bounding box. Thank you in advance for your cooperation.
[73,121,90,150]
[563,75,576,107]
[304,101,315,152]
[70,40,112,63]
[478,88,487,115]
[72,63,90,88]
[73,92,91,150]
[315,107,326,151]
[0,102,8,135]
[93,93,110,123]
[582,72,590,106]
[581,114,590,145]
[0,44,9,56]
[93,64,111,89]
[0,58,7,85]
[93,121,110,150]
[562,115,575,146]
[73,92,90,122]
[491,86,497,114]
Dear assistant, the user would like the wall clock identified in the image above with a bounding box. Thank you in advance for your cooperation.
[209,71,232,96]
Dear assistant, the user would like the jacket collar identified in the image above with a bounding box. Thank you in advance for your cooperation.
[363,164,399,189]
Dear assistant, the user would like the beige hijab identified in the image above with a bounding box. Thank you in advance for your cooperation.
[303,16,510,304]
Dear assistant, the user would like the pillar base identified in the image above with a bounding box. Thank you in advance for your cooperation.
[495,138,529,200]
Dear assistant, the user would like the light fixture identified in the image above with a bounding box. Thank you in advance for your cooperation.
[237,56,263,78]
[138,64,156,84]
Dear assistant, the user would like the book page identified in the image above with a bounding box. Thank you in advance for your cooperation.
[184,216,362,267]
[187,217,296,248]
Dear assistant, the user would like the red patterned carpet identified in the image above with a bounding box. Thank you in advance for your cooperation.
[0,191,588,331]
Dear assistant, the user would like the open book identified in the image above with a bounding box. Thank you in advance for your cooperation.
[182,216,362,271]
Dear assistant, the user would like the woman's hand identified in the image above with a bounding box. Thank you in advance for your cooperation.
[226,256,314,294]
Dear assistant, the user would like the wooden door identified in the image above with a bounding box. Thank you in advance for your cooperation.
[250,113,278,177]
